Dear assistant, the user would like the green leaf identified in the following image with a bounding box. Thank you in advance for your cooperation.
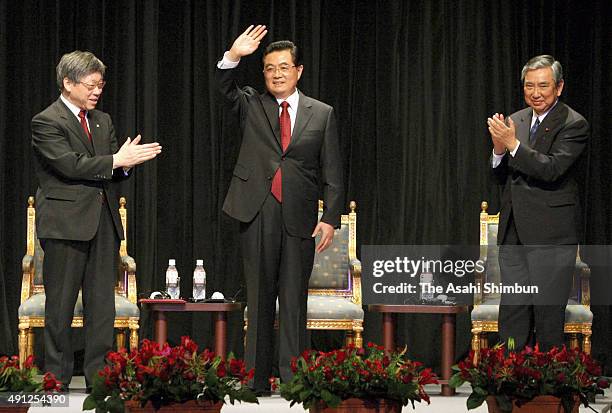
[449,374,465,388]
[82,395,97,411]
[466,392,487,410]
[299,389,311,401]
[320,389,334,404]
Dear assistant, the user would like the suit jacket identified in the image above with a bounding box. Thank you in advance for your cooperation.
[216,67,344,238]
[492,101,589,245]
[31,98,128,241]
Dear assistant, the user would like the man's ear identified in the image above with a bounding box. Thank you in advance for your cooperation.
[556,79,564,97]
[296,65,304,80]
[63,77,73,93]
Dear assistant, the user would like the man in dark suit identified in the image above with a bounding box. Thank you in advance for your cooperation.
[487,55,588,351]
[31,50,161,388]
[216,25,344,393]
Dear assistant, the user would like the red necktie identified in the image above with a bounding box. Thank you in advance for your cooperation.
[78,109,92,141]
[271,101,291,202]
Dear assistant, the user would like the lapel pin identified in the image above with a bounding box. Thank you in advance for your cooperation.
[545,127,549,132]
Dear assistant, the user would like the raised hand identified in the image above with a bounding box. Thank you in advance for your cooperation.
[113,134,162,169]
[227,25,268,61]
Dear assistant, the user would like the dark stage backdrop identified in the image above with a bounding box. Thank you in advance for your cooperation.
[1,0,611,374]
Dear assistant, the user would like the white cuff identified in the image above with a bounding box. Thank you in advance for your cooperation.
[217,51,240,69]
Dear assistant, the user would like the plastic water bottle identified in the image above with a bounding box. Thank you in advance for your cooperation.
[420,262,434,302]
[192,259,206,300]
[166,259,180,299]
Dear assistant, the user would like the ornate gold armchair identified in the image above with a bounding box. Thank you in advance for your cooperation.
[471,201,592,355]
[244,201,364,347]
[18,196,139,367]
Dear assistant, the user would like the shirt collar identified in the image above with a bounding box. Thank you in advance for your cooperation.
[276,89,299,109]
[532,99,558,124]
[60,94,85,119]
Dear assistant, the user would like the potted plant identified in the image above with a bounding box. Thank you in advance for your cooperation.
[450,344,610,413]
[0,355,62,413]
[83,336,257,413]
[280,342,438,413]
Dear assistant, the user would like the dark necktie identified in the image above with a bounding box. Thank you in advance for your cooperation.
[271,101,291,202]
[529,117,540,145]
[78,110,92,141]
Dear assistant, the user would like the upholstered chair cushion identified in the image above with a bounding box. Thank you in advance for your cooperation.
[471,298,592,324]
[18,292,139,318]
[244,295,364,321]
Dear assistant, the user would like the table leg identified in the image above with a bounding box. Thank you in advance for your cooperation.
[441,313,456,396]
[153,310,167,345]
[214,312,227,360]
[382,313,396,352]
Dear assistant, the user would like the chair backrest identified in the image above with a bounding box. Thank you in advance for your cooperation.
[308,201,361,305]
[25,196,129,296]
[478,201,585,305]
[479,201,501,300]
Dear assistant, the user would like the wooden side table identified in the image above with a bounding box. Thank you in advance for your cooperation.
[368,304,467,396]
[139,299,242,360]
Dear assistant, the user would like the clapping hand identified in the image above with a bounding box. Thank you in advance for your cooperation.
[487,113,518,154]
[113,135,162,169]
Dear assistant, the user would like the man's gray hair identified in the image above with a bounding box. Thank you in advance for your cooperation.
[56,50,106,91]
[521,55,563,85]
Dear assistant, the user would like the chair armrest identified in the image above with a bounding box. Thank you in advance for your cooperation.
[349,258,362,305]
[349,257,361,275]
[120,255,136,274]
[575,260,590,307]
[120,255,138,304]
[21,255,34,304]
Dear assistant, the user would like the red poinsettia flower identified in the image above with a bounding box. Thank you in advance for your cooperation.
[450,344,608,411]
[280,343,436,410]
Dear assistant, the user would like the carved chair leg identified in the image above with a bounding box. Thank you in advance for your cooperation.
[582,333,592,355]
[27,329,35,359]
[471,332,481,352]
[129,328,139,351]
[116,329,126,350]
[18,326,28,367]
[480,334,488,350]
[344,331,354,346]
[354,329,363,348]
[568,333,579,350]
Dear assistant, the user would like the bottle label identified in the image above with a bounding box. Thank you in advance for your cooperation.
[194,271,206,284]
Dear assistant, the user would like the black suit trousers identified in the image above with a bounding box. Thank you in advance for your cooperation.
[41,200,118,386]
[498,214,576,351]
[241,194,315,389]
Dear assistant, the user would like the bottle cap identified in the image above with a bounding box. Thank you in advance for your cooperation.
[196,259,203,266]
[169,259,176,266]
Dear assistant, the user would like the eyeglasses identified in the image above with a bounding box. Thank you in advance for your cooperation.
[263,65,296,75]
[79,80,106,91]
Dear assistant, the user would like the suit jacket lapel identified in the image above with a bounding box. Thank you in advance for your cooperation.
[286,92,313,154]
[55,98,95,155]
[89,111,108,155]
[260,93,281,148]
[533,102,567,153]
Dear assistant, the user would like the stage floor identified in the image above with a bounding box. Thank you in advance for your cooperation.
[27,377,612,412]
